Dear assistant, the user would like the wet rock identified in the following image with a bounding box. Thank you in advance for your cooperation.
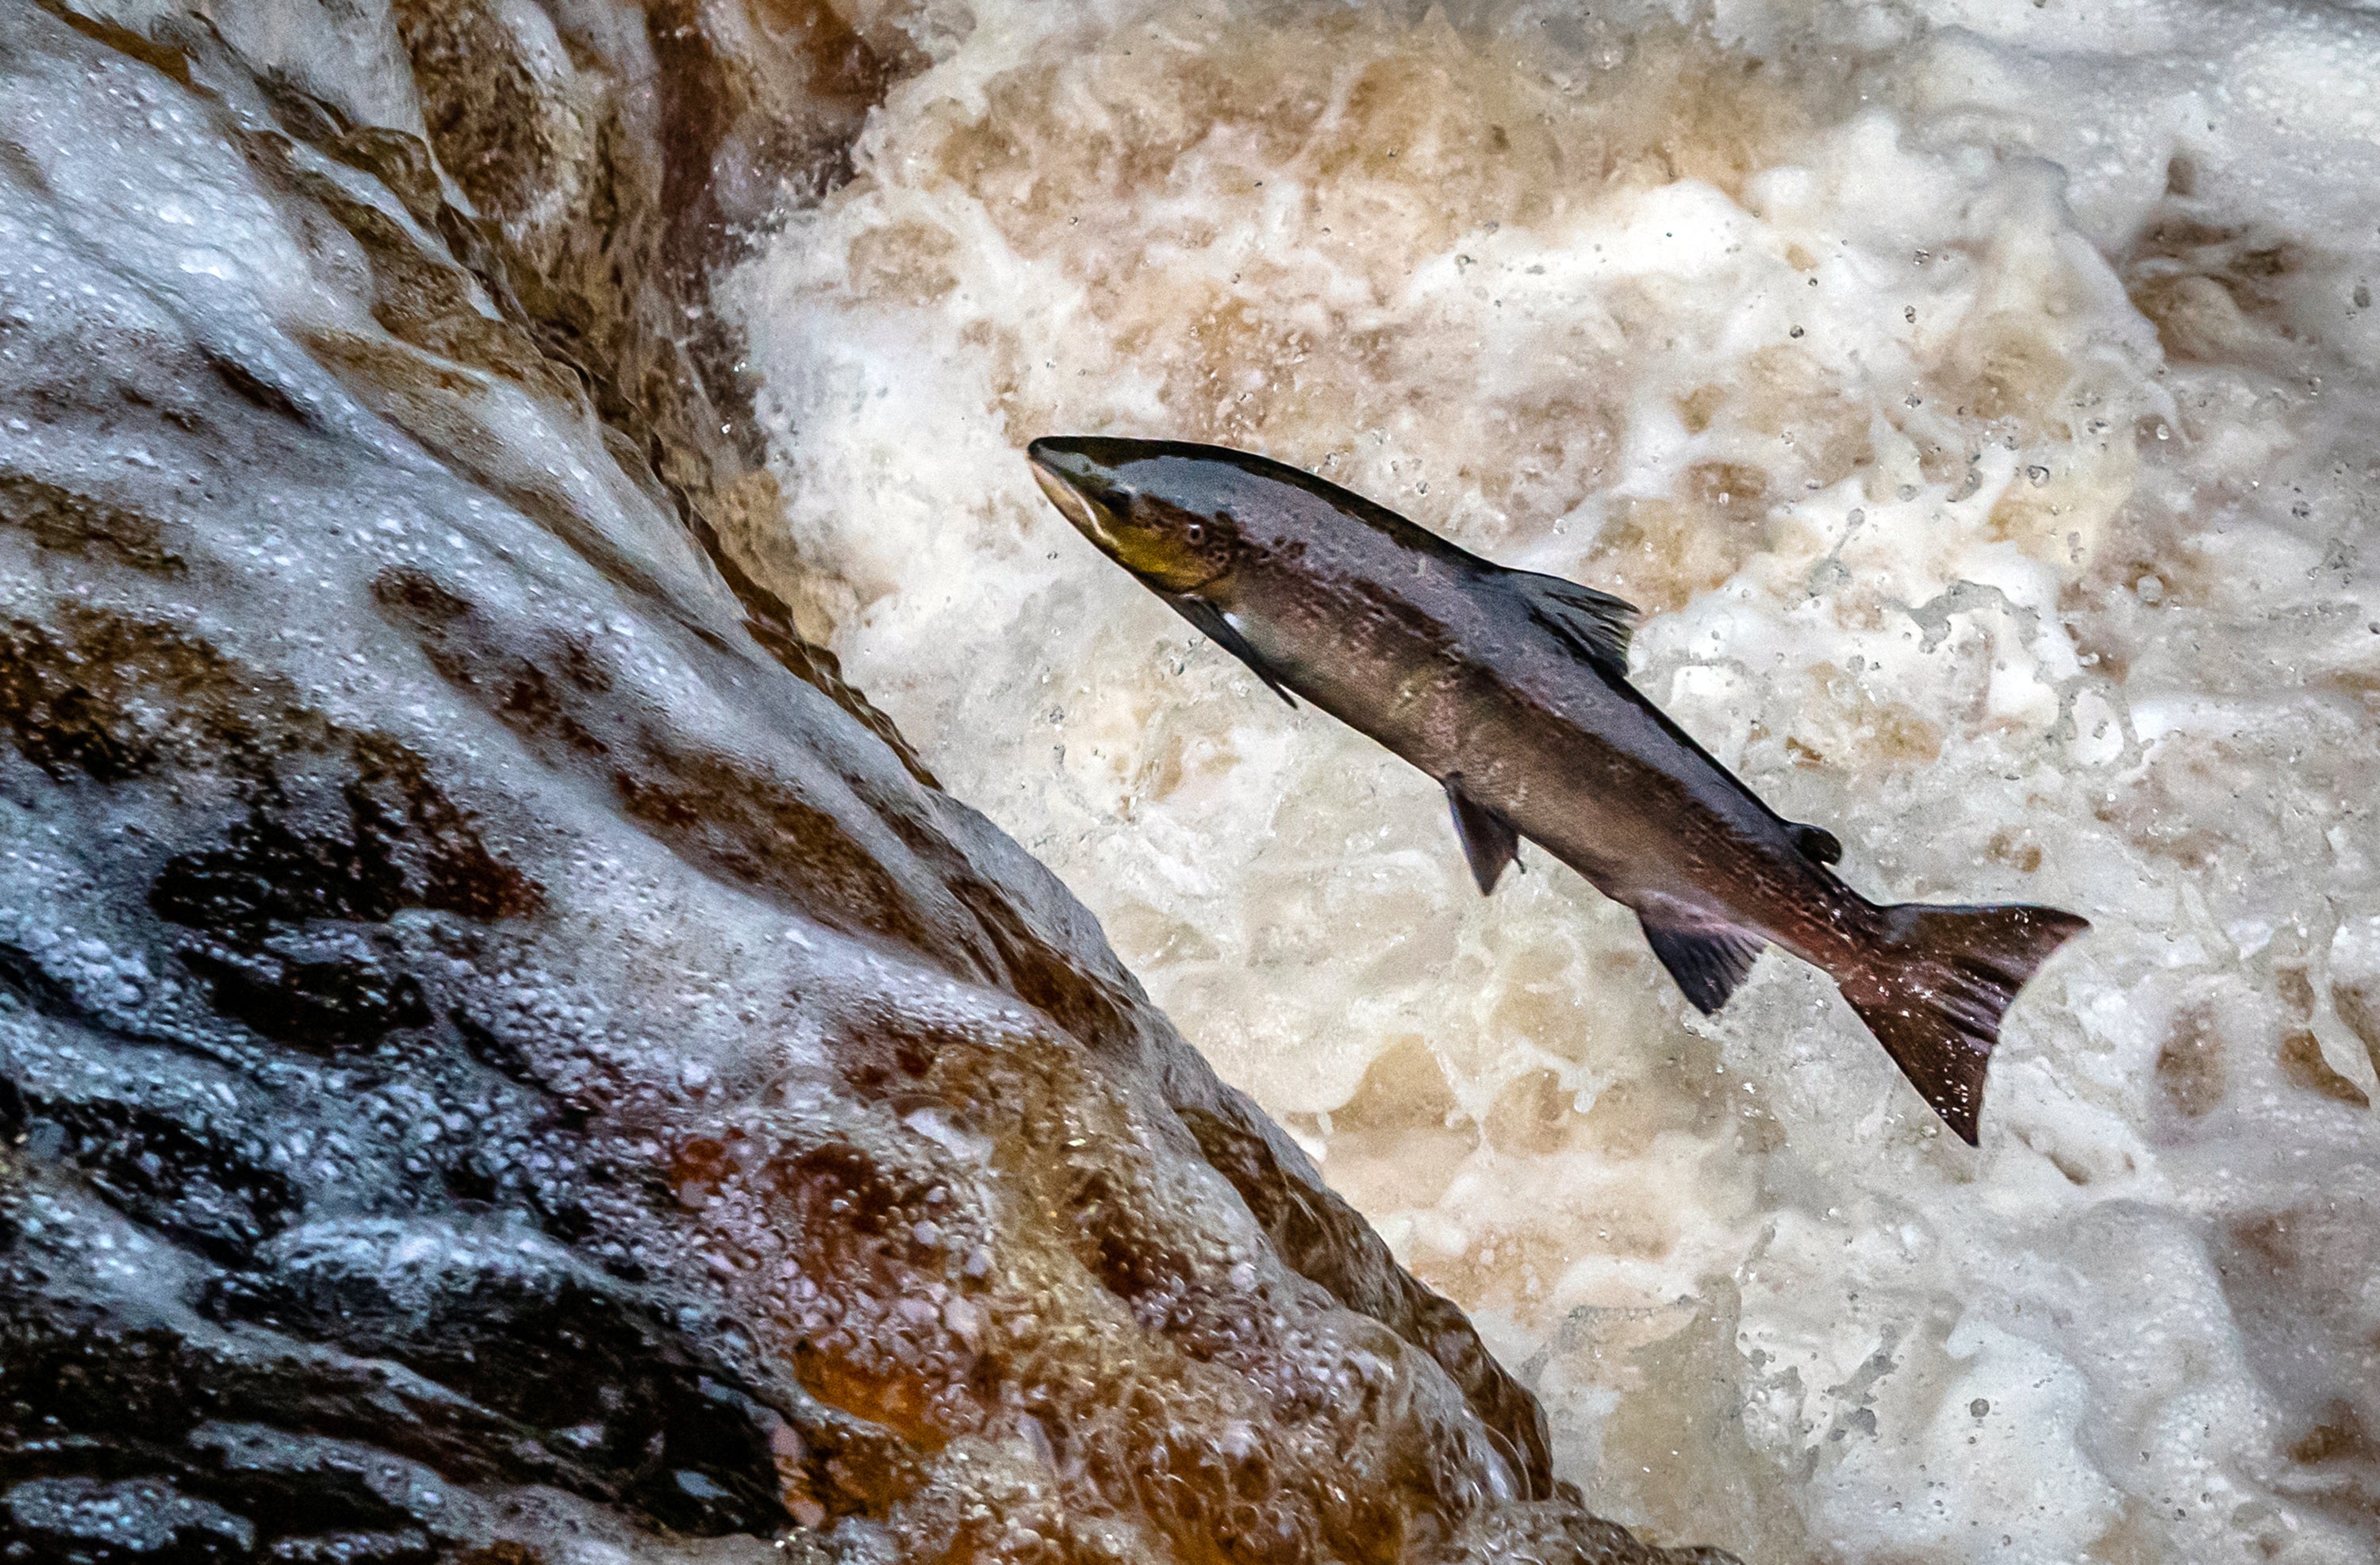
[0,0,1729,1559]
[2,1475,257,1563]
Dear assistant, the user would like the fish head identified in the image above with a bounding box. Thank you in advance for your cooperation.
[1027,435,1246,595]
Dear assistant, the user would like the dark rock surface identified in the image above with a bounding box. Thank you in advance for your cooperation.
[0,0,1735,1558]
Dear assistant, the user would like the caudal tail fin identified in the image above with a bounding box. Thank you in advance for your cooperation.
[1840,903,2089,1145]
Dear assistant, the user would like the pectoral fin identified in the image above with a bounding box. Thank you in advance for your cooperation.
[1638,914,1765,1014]
[1445,776,1521,895]
[1509,570,1639,679]
[1161,592,1297,708]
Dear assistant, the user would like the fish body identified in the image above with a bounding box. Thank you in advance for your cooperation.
[1027,435,2086,1143]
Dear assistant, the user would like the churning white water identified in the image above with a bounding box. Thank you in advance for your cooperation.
[730,1,2380,1558]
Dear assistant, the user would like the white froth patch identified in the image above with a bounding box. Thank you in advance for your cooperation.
[733,0,2380,1558]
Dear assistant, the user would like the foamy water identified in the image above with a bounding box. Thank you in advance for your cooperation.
[730,1,2380,1557]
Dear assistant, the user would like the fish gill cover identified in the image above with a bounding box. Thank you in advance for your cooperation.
[727,0,2380,1559]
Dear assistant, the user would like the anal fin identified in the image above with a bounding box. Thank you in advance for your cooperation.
[1445,775,1521,895]
[1638,914,1764,1015]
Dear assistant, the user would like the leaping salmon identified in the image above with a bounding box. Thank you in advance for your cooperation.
[1027,435,2087,1145]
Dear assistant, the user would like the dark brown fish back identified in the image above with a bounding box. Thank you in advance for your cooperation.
[1838,903,2091,1144]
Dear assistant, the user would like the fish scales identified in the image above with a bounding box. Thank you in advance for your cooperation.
[1231,511,1804,921]
[1027,435,2087,1144]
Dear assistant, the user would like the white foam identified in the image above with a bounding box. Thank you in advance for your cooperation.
[732,0,2380,1555]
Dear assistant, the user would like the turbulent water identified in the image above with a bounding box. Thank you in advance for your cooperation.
[729,1,2380,1559]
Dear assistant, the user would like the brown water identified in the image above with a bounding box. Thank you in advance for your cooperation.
[731,2,2380,1559]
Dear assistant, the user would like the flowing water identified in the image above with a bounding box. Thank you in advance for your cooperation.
[728,1,2380,1558]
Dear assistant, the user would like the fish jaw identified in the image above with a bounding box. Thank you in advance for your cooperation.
[1027,441,1122,556]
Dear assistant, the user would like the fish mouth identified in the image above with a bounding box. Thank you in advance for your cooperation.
[1027,441,1123,554]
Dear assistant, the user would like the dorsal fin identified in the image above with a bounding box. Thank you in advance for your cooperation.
[1508,570,1637,678]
